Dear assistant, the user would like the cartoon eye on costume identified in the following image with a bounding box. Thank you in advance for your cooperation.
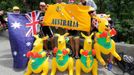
[105,25,109,28]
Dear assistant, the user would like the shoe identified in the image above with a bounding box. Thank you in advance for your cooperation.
[75,55,80,59]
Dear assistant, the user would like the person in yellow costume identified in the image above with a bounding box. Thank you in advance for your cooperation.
[68,0,97,59]
[76,33,98,75]
[51,33,74,75]
[24,35,49,75]
[38,2,55,56]
[93,14,121,65]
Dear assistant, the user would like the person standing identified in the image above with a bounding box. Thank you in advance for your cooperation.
[38,2,55,55]
[68,0,75,4]
[56,0,63,4]
[12,6,21,14]
[69,0,98,59]
[66,0,81,59]
[80,0,97,10]
[0,10,7,30]
[79,0,98,33]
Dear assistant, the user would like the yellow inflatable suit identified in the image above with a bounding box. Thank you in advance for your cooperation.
[93,14,121,65]
[76,33,98,75]
[51,33,74,75]
[24,35,49,75]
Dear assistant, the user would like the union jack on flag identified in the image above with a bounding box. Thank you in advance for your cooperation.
[7,11,41,69]
[25,11,41,37]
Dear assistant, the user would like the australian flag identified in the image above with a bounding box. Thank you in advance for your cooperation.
[7,11,40,69]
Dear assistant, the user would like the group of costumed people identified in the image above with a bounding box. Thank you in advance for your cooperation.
[7,0,122,75]
[24,0,122,75]
[38,0,98,59]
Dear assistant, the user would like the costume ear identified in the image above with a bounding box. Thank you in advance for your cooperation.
[107,14,110,18]
[81,32,87,38]
[55,34,60,37]
[33,35,39,39]
[103,14,110,19]
[89,33,94,38]
[42,35,49,40]
[63,33,69,37]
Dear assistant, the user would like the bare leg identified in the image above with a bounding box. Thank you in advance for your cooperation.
[44,40,50,56]
[50,36,55,50]
[54,36,58,47]
[108,53,113,63]
[69,36,75,57]
[74,37,80,59]
[44,40,48,50]
[50,36,55,57]
[53,36,58,57]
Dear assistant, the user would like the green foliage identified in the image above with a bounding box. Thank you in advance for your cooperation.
[114,19,134,44]
[94,0,134,44]
[0,0,27,13]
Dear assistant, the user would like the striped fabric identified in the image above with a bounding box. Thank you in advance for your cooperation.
[123,55,134,63]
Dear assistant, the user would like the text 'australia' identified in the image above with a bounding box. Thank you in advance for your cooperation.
[51,19,78,27]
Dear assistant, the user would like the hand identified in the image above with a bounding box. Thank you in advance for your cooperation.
[110,28,117,36]
[53,47,58,53]
[36,53,42,58]
[33,52,42,58]
[26,51,33,58]
[82,50,89,56]
[99,31,108,38]
[92,49,96,56]
[62,49,68,55]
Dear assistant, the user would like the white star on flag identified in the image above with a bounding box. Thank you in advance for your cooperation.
[26,42,31,47]
[11,21,22,29]
[23,54,26,57]
[13,51,17,56]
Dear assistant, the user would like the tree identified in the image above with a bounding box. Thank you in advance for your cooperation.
[94,0,134,43]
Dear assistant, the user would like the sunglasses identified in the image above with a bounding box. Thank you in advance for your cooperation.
[13,9,20,11]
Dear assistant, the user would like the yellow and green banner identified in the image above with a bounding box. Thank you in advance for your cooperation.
[43,4,93,32]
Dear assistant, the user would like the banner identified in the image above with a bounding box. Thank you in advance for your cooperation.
[43,4,93,32]
[7,11,40,69]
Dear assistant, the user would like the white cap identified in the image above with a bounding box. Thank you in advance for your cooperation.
[40,2,46,6]
[0,10,4,15]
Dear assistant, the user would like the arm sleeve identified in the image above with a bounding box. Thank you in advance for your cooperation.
[87,0,97,10]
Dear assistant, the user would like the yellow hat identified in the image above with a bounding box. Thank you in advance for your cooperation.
[13,6,20,10]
